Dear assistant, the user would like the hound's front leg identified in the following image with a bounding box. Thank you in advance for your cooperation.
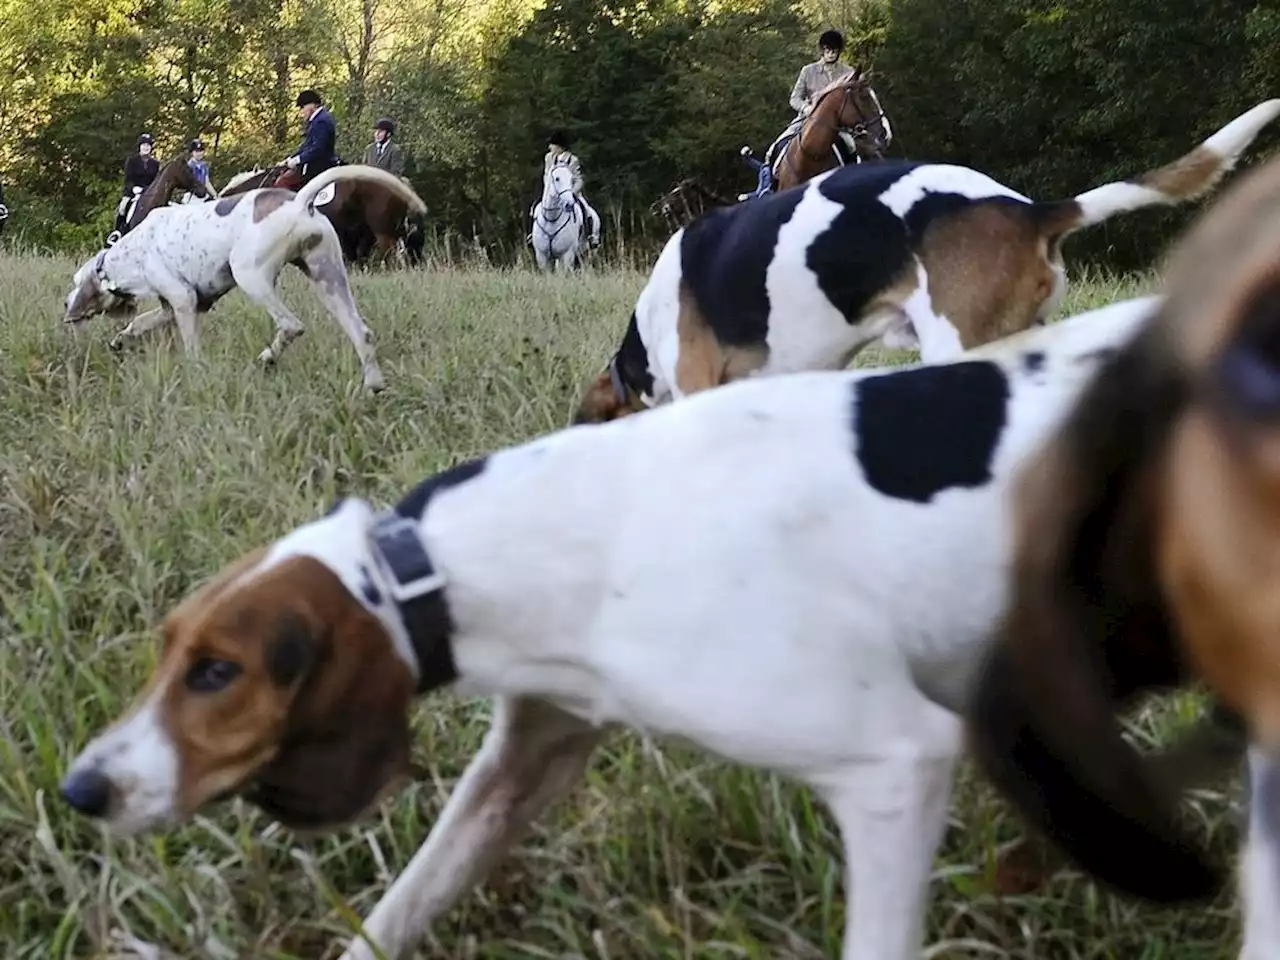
[821,709,961,960]
[147,280,201,356]
[108,306,174,351]
[337,696,605,960]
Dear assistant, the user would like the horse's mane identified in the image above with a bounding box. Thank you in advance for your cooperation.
[812,69,866,106]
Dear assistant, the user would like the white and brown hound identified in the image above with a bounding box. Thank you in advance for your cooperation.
[63,290,1188,960]
[967,153,1280,958]
[574,100,1280,423]
[62,164,426,393]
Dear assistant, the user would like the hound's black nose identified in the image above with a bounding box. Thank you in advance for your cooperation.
[60,768,113,818]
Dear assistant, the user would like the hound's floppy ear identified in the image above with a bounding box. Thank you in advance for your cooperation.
[966,316,1227,904]
[239,558,415,831]
[573,370,620,424]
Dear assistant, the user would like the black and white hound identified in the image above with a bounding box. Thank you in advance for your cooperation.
[62,164,426,392]
[575,100,1280,423]
[63,290,1183,960]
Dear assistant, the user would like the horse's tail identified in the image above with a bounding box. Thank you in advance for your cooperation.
[1033,99,1280,240]
[293,164,427,216]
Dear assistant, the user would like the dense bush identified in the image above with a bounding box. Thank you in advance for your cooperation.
[2,0,1277,268]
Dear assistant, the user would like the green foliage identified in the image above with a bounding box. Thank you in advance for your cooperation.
[1,0,1278,267]
[876,0,1280,269]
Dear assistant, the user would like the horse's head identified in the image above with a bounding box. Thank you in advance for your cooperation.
[543,165,574,212]
[159,157,212,199]
[824,70,889,160]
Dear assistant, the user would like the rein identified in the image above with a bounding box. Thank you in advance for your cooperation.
[534,176,578,241]
[783,82,887,177]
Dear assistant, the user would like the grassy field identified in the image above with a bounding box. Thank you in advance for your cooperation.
[0,250,1244,959]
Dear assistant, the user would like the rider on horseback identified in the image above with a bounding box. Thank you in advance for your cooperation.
[363,118,406,178]
[186,138,215,197]
[751,30,889,196]
[276,90,340,190]
[540,130,601,248]
[110,133,160,244]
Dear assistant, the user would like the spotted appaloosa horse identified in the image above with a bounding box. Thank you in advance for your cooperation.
[219,164,422,267]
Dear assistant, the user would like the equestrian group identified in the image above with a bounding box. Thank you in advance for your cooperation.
[42,20,1280,960]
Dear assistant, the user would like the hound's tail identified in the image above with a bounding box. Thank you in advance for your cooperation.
[1034,99,1280,239]
[293,164,427,217]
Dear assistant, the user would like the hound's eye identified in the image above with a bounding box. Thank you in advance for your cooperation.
[185,658,243,693]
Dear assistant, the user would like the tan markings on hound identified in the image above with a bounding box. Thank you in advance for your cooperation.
[1160,159,1280,368]
[1158,400,1280,742]
[919,205,1060,349]
[573,370,632,423]
[673,282,769,396]
[1137,141,1245,200]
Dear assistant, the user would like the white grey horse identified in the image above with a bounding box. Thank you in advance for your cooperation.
[531,165,586,272]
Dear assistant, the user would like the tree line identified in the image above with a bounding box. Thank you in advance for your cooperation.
[2,0,1277,270]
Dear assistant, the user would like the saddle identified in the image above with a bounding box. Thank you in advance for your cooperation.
[762,116,860,179]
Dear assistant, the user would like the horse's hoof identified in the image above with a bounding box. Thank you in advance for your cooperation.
[258,349,276,366]
[108,338,124,353]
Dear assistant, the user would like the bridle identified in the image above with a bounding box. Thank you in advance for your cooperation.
[790,80,887,168]
[534,168,577,241]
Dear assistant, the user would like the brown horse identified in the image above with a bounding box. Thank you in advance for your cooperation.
[123,155,212,233]
[773,71,890,192]
[219,163,418,267]
[650,178,734,231]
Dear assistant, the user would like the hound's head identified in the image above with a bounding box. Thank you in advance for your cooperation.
[59,499,427,835]
[572,357,650,425]
[966,153,1280,907]
[64,251,135,325]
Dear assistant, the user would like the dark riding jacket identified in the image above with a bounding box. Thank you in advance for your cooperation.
[123,154,159,196]
[361,138,405,177]
[295,107,339,175]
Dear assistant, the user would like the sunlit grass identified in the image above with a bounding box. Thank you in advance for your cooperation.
[0,251,1241,958]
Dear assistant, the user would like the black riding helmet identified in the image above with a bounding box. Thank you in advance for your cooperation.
[296,89,322,107]
[548,129,572,149]
[374,117,396,135]
[189,137,205,151]
[818,29,845,52]
[137,133,155,146]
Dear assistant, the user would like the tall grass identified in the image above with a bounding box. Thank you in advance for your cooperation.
[0,251,1241,959]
